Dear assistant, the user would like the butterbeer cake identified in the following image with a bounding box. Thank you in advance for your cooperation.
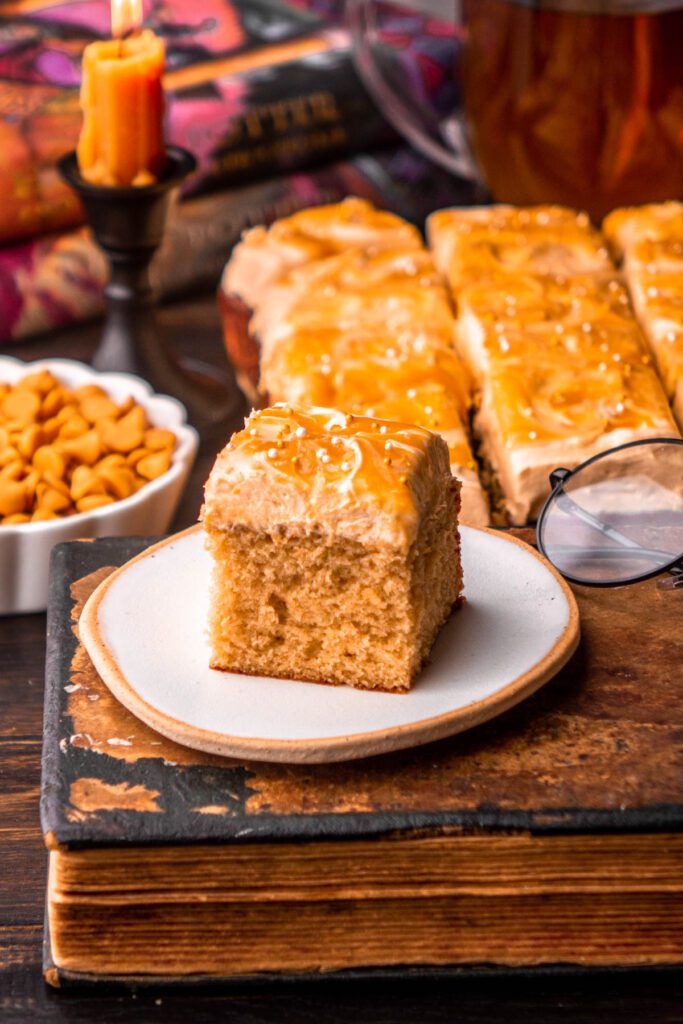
[219,198,490,527]
[604,201,683,429]
[202,405,462,693]
[428,203,680,523]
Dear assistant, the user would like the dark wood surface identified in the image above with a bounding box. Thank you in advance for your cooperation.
[1,296,682,1021]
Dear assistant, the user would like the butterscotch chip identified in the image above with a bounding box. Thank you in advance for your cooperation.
[58,413,89,439]
[59,430,101,466]
[72,384,106,401]
[3,512,31,524]
[19,370,57,395]
[40,387,66,419]
[31,508,60,521]
[0,446,20,468]
[2,389,40,426]
[126,447,148,468]
[101,417,144,454]
[80,394,119,424]
[33,446,66,479]
[17,424,44,460]
[36,482,71,514]
[41,472,70,498]
[41,417,61,443]
[53,404,77,426]
[23,470,39,506]
[117,395,135,416]
[76,494,116,513]
[70,465,106,502]
[96,453,128,471]
[0,461,25,482]
[0,480,27,516]
[96,464,136,500]
[144,428,176,451]
[136,450,171,480]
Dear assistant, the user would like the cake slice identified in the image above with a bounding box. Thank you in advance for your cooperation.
[428,203,679,523]
[223,197,422,315]
[219,198,423,399]
[476,335,678,523]
[202,405,463,693]
[603,202,683,428]
[427,204,612,293]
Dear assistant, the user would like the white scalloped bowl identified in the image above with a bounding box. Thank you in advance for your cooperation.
[0,357,199,615]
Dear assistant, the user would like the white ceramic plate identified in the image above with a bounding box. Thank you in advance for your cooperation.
[80,525,579,764]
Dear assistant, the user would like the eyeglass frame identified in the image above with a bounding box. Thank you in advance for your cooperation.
[535,436,683,589]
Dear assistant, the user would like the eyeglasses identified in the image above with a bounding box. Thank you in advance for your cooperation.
[536,437,683,589]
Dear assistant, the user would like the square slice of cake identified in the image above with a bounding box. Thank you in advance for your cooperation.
[202,405,463,693]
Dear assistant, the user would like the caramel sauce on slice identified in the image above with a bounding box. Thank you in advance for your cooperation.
[434,206,611,288]
[486,348,674,446]
[267,198,421,261]
[226,405,435,523]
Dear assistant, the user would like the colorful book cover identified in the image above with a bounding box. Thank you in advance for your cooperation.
[0,0,400,244]
[0,144,475,346]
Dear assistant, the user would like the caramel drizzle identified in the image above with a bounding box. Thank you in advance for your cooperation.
[226,406,433,518]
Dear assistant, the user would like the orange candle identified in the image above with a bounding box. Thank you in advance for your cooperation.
[77,1,166,188]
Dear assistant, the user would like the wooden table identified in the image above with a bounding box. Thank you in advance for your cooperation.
[1,297,681,1022]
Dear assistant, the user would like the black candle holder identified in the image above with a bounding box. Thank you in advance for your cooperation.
[58,147,232,434]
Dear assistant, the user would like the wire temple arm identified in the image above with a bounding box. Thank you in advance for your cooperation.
[657,561,683,591]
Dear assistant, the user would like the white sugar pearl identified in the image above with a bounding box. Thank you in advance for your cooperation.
[267,448,278,459]
[295,426,308,438]
[379,425,388,434]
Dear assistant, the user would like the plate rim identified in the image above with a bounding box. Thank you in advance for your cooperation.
[79,524,580,764]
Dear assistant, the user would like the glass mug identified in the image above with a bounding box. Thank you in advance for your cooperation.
[347,0,683,221]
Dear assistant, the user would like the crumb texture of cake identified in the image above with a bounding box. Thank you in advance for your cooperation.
[202,405,462,693]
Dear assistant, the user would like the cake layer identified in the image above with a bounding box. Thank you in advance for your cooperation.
[203,404,450,551]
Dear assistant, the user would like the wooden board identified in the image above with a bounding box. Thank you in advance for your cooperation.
[41,531,683,850]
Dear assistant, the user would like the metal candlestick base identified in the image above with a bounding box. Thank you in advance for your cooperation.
[58,148,232,435]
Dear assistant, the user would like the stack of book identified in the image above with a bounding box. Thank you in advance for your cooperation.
[0,0,467,346]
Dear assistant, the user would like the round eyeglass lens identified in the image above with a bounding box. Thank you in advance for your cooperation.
[538,440,683,585]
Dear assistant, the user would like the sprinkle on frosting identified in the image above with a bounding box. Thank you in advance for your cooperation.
[203,404,445,548]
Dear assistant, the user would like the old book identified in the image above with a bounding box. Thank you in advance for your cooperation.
[41,537,683,986]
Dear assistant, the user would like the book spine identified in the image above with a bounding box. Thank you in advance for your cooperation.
[170,29,396,199]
